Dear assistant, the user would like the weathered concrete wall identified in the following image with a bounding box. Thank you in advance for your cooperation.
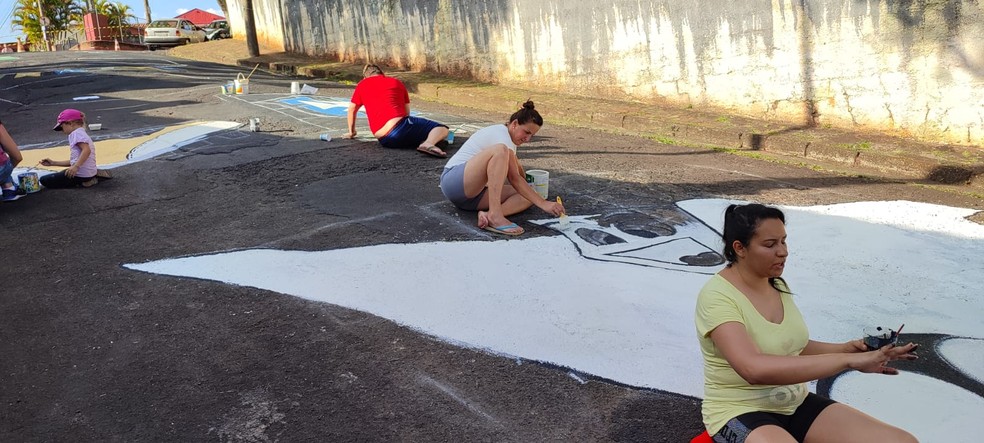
[227,0,984,145]
[227,0,286,50]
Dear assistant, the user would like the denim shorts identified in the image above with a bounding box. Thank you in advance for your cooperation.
[378,116,447,149]
[440,163,486,211]
[0,159,13,187]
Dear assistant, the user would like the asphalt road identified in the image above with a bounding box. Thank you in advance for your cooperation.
[1,51,981,442]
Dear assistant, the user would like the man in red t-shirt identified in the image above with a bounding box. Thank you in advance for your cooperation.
[342,64,450,158]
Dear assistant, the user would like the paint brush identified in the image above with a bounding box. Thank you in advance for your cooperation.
[557,196,569,229]
[246,63,261,80]
[896,323,905,336]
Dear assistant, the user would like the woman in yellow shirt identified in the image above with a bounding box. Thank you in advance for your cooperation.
[695,203,919,442]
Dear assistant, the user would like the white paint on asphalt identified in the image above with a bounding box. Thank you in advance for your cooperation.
[125,199,984,439]
[829,370,984,442]
[938,338,984,384]
[121,121,241,164]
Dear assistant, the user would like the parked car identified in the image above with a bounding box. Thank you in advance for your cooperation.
[204,19,230,40]
[144,19,207,50]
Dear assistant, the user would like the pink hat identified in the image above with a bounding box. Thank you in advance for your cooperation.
[53,108,84,131]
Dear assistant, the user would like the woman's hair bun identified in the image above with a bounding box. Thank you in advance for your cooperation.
[522,99,535,110]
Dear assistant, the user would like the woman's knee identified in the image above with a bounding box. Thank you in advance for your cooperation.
[489,143,511,157]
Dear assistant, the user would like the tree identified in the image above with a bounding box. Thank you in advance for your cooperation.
[141,0,150,26]
[216,0,227,19]
[11,0,84,49]
[244,0,258,56]
[105,2,136,38]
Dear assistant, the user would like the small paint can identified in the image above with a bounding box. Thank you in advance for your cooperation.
[291,81,300,94]
[320,133,331,142]
[19,172,40,193]
[249,118,260,132]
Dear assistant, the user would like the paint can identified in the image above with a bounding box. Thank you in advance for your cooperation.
[249,118,260,132]
[446,129,455,145]
[291,81,300,94]
[525,169,549,199]
[221,82,233,94]
[234,73,249,94]
[320,133,331,142]
[18,172,40,193]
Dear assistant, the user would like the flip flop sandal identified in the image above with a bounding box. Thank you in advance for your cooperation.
[482,223,524,236]
[416,145,447,158]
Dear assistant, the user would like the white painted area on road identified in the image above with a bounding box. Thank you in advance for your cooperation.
[126,199,984,439]
[11,121,242,184]
[829,370,984,442]
[938,338,984,384]
[122,121,240,164]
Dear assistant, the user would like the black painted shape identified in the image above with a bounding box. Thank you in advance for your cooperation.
[576,228,627,246]
[595,211,677,238]
[680,251,725,266]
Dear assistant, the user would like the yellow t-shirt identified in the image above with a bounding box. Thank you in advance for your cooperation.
[694,274,810,435]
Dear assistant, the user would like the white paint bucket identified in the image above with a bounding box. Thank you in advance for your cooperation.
[526,169,549,199]
[290,81,300,94]
[234,73,249,94]
[249,118,260,132]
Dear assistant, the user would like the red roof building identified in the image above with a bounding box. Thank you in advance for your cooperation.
[174,8,224,26]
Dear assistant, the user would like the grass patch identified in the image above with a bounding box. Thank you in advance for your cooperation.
[715,116,730,123]
[838,141,873,151]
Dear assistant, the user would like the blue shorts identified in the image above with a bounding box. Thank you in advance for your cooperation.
[440,163,486,211]
[378,116,447,149]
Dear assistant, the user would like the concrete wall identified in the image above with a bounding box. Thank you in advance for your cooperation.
[227,0,984,146]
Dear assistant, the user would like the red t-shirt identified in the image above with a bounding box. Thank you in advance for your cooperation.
[350,75,410,134]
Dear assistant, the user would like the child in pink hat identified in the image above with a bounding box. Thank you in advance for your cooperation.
[40,109,110,188]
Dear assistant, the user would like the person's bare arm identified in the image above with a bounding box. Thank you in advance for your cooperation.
[343,103,360,139]
[41,158,70,167]
[0,124,23,166]
[802,339,866,355]
[506,151,564,216]
[711,321,918,385]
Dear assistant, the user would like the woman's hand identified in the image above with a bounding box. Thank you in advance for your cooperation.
[539,200,565,216]
[66,165,78,178]
[40,158,53,166]
[849,342,919,375]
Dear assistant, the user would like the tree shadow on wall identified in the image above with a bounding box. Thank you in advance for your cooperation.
[863,0,984,77]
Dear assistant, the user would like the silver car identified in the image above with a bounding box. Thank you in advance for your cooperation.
[144,19,207,50]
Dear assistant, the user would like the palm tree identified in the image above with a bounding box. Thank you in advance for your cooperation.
[11,0,84,49]
[105,2,136,39]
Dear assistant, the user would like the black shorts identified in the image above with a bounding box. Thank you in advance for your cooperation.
[712,393,836,443]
